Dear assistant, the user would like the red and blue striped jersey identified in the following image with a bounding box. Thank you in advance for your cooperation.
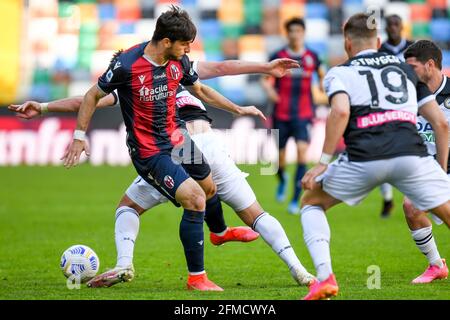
[97,42,199,159]
[270,47,321,121]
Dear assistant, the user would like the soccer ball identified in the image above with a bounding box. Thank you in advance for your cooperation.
[60,245,100,283]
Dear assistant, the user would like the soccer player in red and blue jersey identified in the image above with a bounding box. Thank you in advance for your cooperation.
[62,6,264,291]
[262,17,325,214]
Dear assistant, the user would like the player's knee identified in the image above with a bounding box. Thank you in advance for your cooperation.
[403,198,418,221]
[117,195,146,215]
[180,183,206,211]
[202,180,217,200]
[188,191,206,211]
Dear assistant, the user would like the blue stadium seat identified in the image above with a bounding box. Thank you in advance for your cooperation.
[30,84,51,102]
[118,22,136,34]
[205,52,224,62]
[181,0,197,6]
[343,0,363,5]
[442,50,450,69]
[98,3,116,20]
[305,3,328,19]
[199,20,222,40]
[430,19,450,42]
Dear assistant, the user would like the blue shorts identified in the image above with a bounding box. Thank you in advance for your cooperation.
[132,153,189,207]
[273,118,311,149]
[132,133,211,206]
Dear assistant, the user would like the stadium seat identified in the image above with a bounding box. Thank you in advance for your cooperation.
[430,19,450,42]
[410,3,431,22]
[98,3,116,20]
[412,22,430,38]
[442,50,450,70]
[384,2,411,23]
[305,19,329,42]
[427,0,447,9]
[199,20,222,40]
[305,3,328,19]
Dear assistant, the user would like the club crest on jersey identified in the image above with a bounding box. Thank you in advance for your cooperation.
[444,98,450,109]
[170,64,181,80]
[164,175,175,189]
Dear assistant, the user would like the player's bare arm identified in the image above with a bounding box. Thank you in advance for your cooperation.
[185,81,266,121]
[418,99,450,170]
[302,93,350,190]
[197,58,300,80]
[62,85,108,168]
[8,94,116,120]
[10,94,116,119]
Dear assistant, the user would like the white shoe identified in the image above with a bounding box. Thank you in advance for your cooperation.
[87,265,135,288]
[290,266,316,286]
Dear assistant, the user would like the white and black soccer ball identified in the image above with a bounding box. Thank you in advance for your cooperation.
[60,245,100,283]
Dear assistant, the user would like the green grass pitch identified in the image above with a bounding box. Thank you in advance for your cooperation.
[0,164,448,300]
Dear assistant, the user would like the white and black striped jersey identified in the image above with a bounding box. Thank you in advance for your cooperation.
[416,76,450,172]
[379,39,414,61]
[324,49,434,161]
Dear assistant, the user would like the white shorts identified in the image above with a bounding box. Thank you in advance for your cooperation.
[319,154,450,211]
[125,129,256,212]
[191,130,256,212]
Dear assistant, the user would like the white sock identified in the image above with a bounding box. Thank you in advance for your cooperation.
[252,212,307,274]
[115,206,140,268]
[379,183,393,201]
[301,205,332,281]
[411,226,443,267]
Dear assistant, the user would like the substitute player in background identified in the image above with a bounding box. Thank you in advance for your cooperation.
[300,13,450,300]
[10,59,316,289]
[377,14,415,217]
[261,17,325,215]
[402,40,448,283]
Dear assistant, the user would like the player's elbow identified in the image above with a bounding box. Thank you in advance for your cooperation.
[434,117,449,135]
[332,105,350,119]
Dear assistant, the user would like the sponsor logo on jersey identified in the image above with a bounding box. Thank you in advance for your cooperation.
[164,175,175,189]
[113,61,121,70]
[444,98,450,109]
[170,64,181,80]
[357,110,416,128]
[138,75,146,84]
[176,95,203,109]
[139,84,175,102]
[154,73,166,80]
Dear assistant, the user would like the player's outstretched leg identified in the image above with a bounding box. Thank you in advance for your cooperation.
[236,201,315,286]
[87,204,139,288]
[379,183,394,218]
[203,189,259,246]
[403,198,448,284]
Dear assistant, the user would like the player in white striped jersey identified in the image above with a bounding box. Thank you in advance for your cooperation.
[299,13,450,300]
[401,40,449,284]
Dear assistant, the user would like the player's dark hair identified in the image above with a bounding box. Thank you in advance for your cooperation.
[110,49,123,63]
[386,14,402,23]
[404,40,442,70]
[151,5,196,44]
[285,17,305,32]
[343,13,378,40]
